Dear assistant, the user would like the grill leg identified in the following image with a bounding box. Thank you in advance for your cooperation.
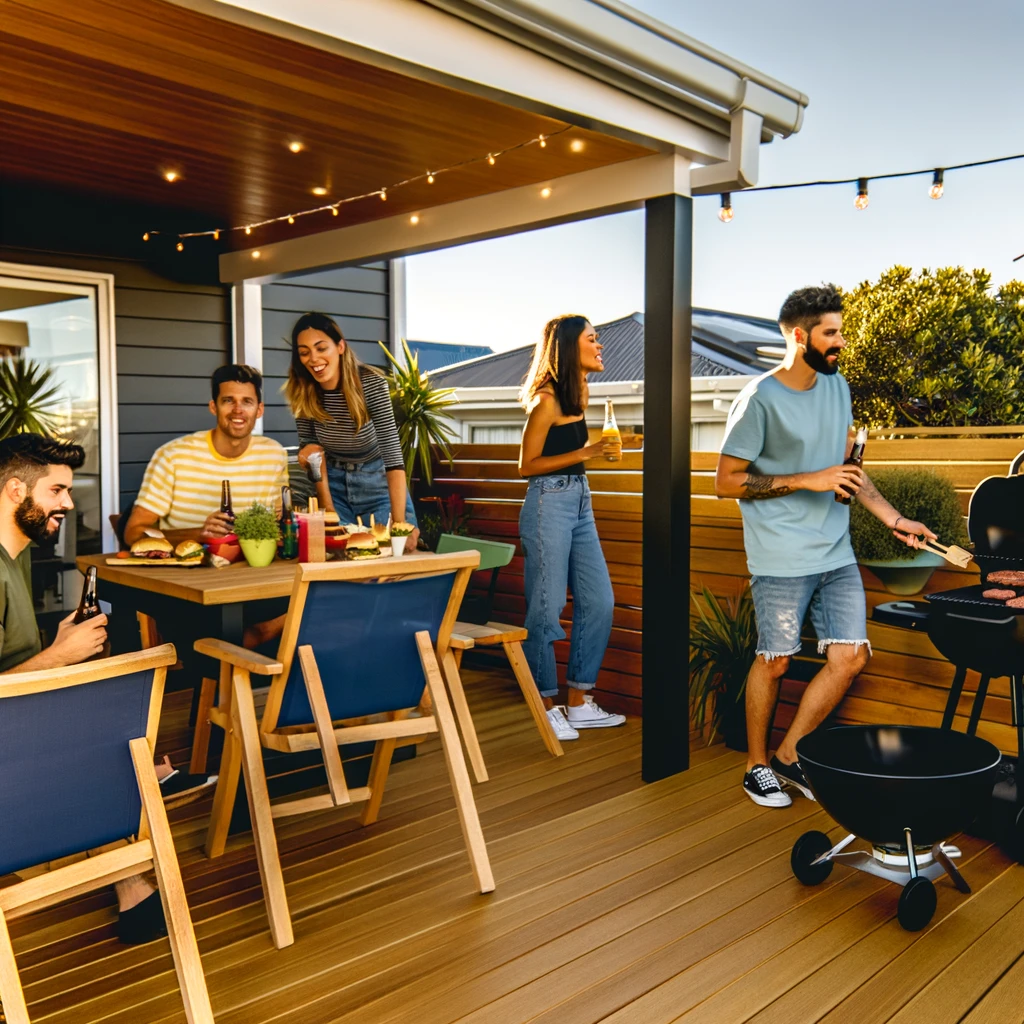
[966,675,991,737]
[904,827,919,879]
[941,665,968,731]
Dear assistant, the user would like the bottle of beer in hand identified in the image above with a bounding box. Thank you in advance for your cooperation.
[279,485,298,560]
[220,479,234,522]
[602,399,622,462]
[74,565,110,659]
[836,426,868,505]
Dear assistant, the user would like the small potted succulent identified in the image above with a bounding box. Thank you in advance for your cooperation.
[850,468,968,595]
[233,502,280,568]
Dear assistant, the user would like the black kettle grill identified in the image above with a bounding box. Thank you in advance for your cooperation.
[881,459,1024,859]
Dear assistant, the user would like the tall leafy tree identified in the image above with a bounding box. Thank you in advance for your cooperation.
[840,266,1024,427]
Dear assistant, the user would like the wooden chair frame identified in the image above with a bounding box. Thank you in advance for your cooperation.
[196,552,495,950]
[0,646,214,1024]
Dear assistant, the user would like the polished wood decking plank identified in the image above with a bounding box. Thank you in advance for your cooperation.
[7,666,1021,1024]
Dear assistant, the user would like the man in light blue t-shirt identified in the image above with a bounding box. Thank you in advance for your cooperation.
[716,284,938,809]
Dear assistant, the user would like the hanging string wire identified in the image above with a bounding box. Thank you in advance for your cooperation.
[155,125,573,244]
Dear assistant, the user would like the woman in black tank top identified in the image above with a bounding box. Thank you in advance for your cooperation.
[517,315,625,740]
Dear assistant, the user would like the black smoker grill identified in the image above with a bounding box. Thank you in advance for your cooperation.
[881,459,1024,860]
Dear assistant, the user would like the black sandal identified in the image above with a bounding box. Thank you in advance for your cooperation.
[117,890,167,945]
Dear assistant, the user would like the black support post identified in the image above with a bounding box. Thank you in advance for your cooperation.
[642,193,693,783]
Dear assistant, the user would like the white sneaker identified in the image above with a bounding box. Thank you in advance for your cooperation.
[546,706,579,741]
[566,695,626,729]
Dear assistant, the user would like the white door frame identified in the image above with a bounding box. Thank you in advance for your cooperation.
[0,261,119,551]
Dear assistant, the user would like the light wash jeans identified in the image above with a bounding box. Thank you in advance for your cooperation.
[326,455,416,526]
[519,474,614,698]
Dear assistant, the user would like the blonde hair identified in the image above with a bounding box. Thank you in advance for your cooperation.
[519,314,588,415]
[284,312,376,430]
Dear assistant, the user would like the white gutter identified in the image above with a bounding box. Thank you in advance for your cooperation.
[426,0,808,192]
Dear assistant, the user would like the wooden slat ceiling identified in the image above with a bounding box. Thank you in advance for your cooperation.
[0,0,655,250]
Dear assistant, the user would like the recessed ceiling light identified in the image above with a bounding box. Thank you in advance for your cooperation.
[288,141,304,154]
[311,186,328,196]
[569,139,585,153]
[163,169,180,182]
[540,187,552,198]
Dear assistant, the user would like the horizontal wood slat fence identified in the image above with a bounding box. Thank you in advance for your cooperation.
[424,434,1024,752]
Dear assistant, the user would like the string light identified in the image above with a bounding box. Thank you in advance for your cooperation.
[150,125,570,245]
[176,241,183,252]
[288,141,304,154]
[142,232,150,241]
[251,250,261,259]
[540,187,552,198]
[718,193,734,222]
[410,214,420,225]
[854,178,870,210]
[163,170,180,183]
[929,168,945,200]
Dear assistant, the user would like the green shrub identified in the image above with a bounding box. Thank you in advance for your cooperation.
[840,266,1024,428]
[232,502,280,542]
[850,468,967,562]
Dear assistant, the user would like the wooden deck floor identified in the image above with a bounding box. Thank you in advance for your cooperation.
[10,665,1024,1024]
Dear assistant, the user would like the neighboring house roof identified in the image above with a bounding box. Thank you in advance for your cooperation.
[406,340,494,372]
[431,309,782,388]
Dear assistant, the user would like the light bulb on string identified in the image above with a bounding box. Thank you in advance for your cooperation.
[142,232,150,242]
[854,178,870,210]
[213,230,220,241]
[331,206,338,216]
[929,168,944,200]
[245,225,252,235]
[288,215,295,224]
[718,193,734,223]
[380,189,387,201]
[410,214,420,225]
[176,241,183,252]
[487,154,496,165]
[426,172,434,184]
[538,135,547,148]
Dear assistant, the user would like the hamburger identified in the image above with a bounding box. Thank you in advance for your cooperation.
[174,540,204,565]
[130,537,174,560]
[345,532,380,558]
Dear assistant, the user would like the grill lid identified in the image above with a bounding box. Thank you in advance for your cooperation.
[968,468,1024,559]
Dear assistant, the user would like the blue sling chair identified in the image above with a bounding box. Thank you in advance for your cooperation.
[195,550,495,949]
[0,645,214,1024]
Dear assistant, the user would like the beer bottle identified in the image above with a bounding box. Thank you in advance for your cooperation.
[220,479,234,521]
[279,485,298,560]
[74,565,110,659]
[836,426,868,505]
[602,399,622,462]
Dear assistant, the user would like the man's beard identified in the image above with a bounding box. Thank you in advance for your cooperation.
[802,344,842,375]
[15,496,63,544]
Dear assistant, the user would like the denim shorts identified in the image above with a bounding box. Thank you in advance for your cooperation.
[749,563,869,660]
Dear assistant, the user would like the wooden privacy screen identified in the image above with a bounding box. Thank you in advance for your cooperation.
[426,434,644,718]
[428,433,1024,751]
[693,434,1024,756]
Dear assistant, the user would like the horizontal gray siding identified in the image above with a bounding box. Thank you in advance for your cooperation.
[262,262,390,447]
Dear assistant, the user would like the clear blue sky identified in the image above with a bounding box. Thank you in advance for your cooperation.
[406,0,1024,351]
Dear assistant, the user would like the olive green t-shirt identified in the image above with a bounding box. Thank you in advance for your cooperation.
[0,545,41,672]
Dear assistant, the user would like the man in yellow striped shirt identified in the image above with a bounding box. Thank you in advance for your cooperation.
[125,365,288,545]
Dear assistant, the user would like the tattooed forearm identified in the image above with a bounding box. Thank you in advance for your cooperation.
[743,473,795,500]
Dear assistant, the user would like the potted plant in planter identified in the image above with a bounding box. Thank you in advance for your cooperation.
[850,468,968,595]
[233,502,280,567]
[690,584,757,751]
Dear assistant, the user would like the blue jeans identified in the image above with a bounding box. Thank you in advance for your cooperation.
[749,563,869,660]
[326,456,416,526]
[519,475,614,698]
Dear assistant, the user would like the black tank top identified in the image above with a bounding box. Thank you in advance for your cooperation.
[537,418,588,476]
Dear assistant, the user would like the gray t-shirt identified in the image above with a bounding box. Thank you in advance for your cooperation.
[0,544,41,672]
[721,371,856,577]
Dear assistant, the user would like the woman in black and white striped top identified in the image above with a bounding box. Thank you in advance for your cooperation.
[285,312,417,539]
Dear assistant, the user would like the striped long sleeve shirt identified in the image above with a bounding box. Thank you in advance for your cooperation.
[296,370,405,471]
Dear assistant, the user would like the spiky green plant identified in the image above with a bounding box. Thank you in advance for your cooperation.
[379,339,458,486]
[0,358,64,439]
[690,584,757,743]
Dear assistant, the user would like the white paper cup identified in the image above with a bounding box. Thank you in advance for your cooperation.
[391,535,407,557]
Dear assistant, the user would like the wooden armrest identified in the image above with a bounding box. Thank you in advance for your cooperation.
[450,634,475,650]
[193,638,282,675]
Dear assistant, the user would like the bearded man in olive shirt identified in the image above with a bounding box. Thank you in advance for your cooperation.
[0,434,166,944]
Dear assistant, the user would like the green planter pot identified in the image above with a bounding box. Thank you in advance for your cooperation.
[239,538,278,568]
[859,550,945,596]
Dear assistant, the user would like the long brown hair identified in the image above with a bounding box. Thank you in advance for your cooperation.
[518,314,589,416]
[284,312,378,430]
